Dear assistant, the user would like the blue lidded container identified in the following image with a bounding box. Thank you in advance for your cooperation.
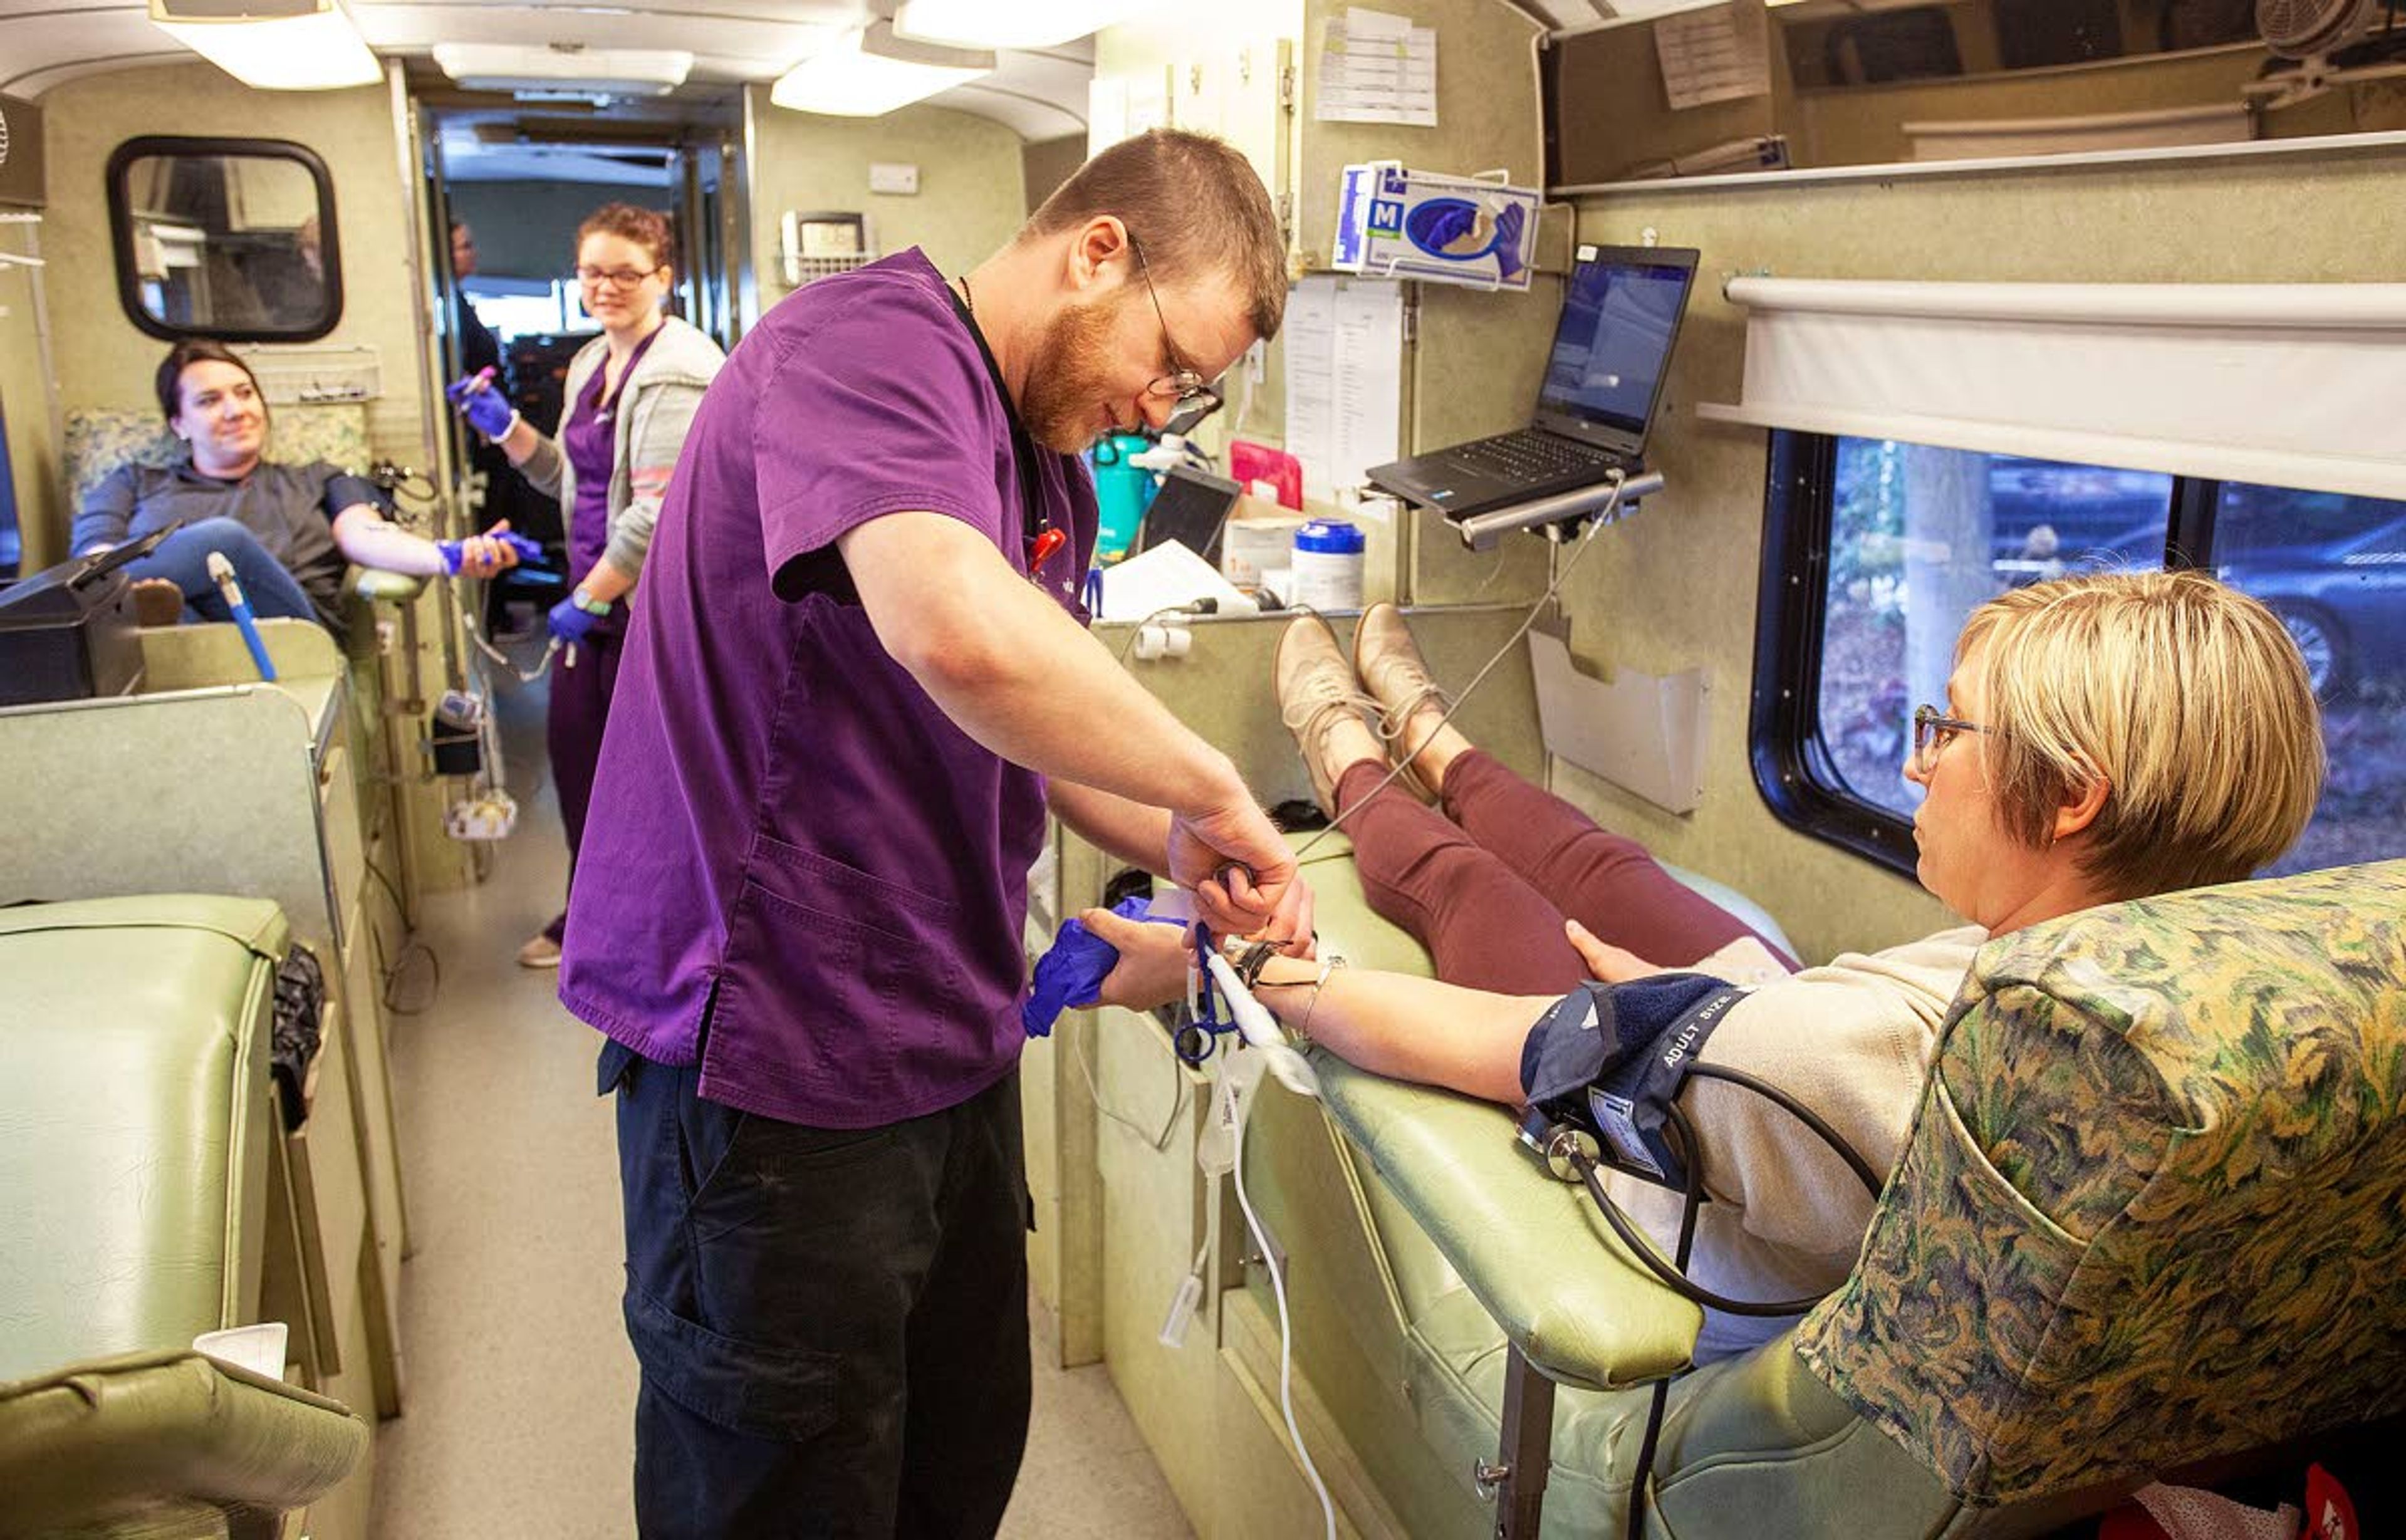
[1290,519,1367,611]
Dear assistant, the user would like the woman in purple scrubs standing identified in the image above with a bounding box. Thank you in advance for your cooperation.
[445,203,725,968]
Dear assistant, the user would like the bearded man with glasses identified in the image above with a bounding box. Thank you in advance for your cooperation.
[554,130,1311,1538]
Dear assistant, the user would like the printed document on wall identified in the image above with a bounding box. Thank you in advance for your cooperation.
[1284,275,1402,502]
[1316,7,1438,127]
[1655,0,1770,111]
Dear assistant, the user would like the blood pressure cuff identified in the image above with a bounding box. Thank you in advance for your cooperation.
[1519,974,1746,1190]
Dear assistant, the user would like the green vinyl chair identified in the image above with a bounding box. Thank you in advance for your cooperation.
[0,896,370,1539]
[1268,853,2406,1537]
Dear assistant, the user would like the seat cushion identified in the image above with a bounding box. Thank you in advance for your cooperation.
[0,897,290,1381]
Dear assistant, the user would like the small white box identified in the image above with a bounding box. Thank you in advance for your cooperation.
[869,162,919,195]
[1221,511,1304,588]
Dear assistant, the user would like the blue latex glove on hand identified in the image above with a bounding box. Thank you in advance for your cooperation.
[445,369,517,439]
[1023,897,1184,1038]
[547,595,603,647]
[437,522,537,576]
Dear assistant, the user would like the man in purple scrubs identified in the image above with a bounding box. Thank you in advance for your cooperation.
[560,129,1307,1537]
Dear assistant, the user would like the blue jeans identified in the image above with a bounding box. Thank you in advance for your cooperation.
[119,518,318,624]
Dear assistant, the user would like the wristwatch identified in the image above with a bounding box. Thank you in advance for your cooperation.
[570,585,613,616]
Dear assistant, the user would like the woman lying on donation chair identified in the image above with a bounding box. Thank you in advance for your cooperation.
[73,341,522,638]
[1085,571,2326,1361]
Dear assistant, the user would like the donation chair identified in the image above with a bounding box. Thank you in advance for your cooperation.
[1260,851,2406,1538]
[64,403,430,801]
[0,895,371,1539]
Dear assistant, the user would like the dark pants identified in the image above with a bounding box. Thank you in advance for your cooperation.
[1337,749,1799,994]
[543,627,622,944]
[607,1041,1033,1539]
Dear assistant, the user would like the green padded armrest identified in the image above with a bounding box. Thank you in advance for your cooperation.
[0,1349,368,1537]
[349,566,425,605]
[1293,835,1706,1392]
[1313,1061,1704,1392]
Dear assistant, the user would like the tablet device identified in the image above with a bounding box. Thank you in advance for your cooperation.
[1135,465,1243,567]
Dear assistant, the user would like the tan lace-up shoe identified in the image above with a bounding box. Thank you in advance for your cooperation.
[1275,615,1383,819]
[1351,602,1452,799]
[129,578,186,628]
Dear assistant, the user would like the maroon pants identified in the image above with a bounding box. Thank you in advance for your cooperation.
[541,628,623,944]
[1334,751,1797,996]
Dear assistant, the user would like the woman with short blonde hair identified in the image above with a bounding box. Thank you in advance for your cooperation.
[1960,568,2325,901]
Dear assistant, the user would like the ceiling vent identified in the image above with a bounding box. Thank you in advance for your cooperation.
[432,44,693,98]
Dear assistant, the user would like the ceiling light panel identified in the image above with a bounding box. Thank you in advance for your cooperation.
[769,21,992,117]
[149,0,380,89]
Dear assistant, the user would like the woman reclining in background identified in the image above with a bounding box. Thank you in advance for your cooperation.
[73,340,521,637]
[1086,571,2326,1360]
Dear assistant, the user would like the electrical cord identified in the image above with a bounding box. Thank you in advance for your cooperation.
[363,856,441,1016]
[1290,472,1632,862]
[1071,1008,1186,1153]
[1548,1061,1885,1538]
[1231,1063,1340,1540]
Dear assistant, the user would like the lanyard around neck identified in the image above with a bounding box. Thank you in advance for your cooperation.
[945,279,1045,548]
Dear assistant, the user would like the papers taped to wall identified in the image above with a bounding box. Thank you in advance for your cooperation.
[1316,7,1437,127]
[1331,162,1539,291]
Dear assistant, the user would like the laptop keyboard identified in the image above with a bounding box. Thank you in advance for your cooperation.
[1447,430,1617,482]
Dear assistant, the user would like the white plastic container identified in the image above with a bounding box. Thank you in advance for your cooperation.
[1289,519,1367,613]
[1221,514,1303,588]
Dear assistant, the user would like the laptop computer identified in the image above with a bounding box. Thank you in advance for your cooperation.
[1366,245,1701,521]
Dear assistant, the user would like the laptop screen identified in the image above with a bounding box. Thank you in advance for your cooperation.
[1533,247,1700,452]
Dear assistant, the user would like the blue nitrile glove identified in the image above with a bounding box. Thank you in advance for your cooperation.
[548,593,605,647]
[1410,199,1480,253]
[1492,202,1528,281]
[437,529,544,574]
[445,370,518,439]
[1023,896,1182,1038]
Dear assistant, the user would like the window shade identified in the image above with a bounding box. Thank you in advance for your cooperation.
[1697,278,2406,501]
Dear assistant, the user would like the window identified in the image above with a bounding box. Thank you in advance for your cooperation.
[107,136,341,343]
[1755,432,2404,880]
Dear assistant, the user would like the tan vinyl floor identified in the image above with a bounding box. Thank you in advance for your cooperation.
[368,671,1190,1539]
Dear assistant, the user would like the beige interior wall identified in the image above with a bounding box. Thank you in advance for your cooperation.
[1021,133,1087,216]
[1552,140,2406,965]
[0,222,60,569]
[745,94,1027,309]
[39,64,429,470]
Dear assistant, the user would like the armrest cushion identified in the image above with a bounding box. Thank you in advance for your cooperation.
[0,1349,368,1536]
[350,566,426,606]
[1314,1041,1704,1395]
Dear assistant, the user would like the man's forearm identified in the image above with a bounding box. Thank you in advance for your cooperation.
[862,531,1243,818]
[1049,781,1175,877]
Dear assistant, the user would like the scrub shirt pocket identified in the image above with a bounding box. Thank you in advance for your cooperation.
[714,835,973,1093]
